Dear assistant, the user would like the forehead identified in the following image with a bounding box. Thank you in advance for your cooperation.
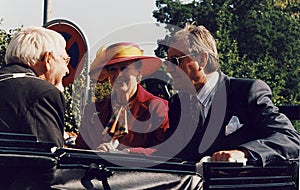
[168,39,188,57]
[55,48,68,56]
[109,60,136,68]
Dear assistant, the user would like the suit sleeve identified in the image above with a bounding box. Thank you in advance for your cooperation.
[75,103,99,150]
[75,102,109,149]
[239,79,300,166]
[75,104,92,149]
[25,88,65,147]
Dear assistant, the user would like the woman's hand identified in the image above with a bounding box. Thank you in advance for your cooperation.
[122,147,157,156]
[96,142,117,152]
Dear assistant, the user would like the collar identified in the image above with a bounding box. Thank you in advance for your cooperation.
[197,71,219,107]
[1,62,37,76]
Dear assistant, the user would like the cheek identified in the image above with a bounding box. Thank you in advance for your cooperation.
[108,74,117,84]
[186,63,200,76]
[166,64,175,73]
[179,65,190,75]
[128,75,138,84]
[57,64,67,75]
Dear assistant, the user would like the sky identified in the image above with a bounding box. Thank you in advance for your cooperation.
[0,0,192,56]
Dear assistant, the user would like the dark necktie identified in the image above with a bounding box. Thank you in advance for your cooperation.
[199,101,205,125]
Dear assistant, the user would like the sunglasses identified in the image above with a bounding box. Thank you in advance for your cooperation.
[168,53,194,66]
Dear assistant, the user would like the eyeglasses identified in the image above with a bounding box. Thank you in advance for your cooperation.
[61,55,71,65]
[168,53,194,67]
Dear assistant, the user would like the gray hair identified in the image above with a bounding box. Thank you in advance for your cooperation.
[172,23,220,73]
[5,26,66,65]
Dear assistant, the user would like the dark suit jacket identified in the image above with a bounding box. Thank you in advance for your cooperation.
[0,63,66,147]
[76,84,169,150]
[168,71,300,166]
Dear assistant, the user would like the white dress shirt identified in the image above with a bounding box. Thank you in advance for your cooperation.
[196,71,219,119]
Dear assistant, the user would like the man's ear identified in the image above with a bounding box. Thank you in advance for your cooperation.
[196,52,208,68]
[41,51,52,71]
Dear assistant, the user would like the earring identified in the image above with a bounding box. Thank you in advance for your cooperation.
[136,75,142,82]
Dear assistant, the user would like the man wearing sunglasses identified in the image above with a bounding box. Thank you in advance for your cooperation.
[165,23,299,168]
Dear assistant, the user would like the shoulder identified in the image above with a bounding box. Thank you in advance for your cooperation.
[137,84,168,105]
[148,97,168,113]
[226,75,255,87]
[146,91,168,109]
[225,75,270,93]
[10,76,65,106]
[29,79,65,101]
[136,86,168,114]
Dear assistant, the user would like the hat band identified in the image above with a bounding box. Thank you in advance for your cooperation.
[106,45,144,60]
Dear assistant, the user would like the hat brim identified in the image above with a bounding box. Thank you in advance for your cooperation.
[89,56,162,82]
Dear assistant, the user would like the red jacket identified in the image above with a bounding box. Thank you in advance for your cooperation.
[76,84,169,154]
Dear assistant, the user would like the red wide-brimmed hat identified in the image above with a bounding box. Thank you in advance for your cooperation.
[89,42,162,81]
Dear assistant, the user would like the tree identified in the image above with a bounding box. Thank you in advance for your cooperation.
[153,0,300,129]
[0,20,19,67]
[153,0,300,104]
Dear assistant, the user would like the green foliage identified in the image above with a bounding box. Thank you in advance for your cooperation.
[153,0,300,104]
[0,20,19,67]
[294,121,300,132]
[90,80,112,102]
[63,71,87,132]
[64,84,78,132]
[153,0,300,130]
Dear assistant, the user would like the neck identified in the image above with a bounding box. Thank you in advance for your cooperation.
[194,71,217,92]
[194,77,207,92]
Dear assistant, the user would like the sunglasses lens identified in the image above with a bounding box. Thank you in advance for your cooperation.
[170,57,179,66]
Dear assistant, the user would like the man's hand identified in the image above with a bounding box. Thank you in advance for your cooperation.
[211,149,247,162]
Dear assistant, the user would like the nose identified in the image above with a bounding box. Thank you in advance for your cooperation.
[66,67,70,75]
[64,65,69,76]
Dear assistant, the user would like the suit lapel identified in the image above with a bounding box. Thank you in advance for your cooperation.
[198,71,229,154]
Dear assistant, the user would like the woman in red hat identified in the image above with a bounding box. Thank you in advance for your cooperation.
[75,42,169,156]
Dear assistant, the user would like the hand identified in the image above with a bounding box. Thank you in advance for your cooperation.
[211,149,246,162]
[96,142,116,152]
[125,147,157,156]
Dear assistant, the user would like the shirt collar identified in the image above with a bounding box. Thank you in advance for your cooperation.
[197,71,219,107]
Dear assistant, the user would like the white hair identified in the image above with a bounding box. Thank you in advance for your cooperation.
[5,26,66,65]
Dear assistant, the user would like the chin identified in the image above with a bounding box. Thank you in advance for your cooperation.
[113,82,127,90]
[115,87,128,93]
